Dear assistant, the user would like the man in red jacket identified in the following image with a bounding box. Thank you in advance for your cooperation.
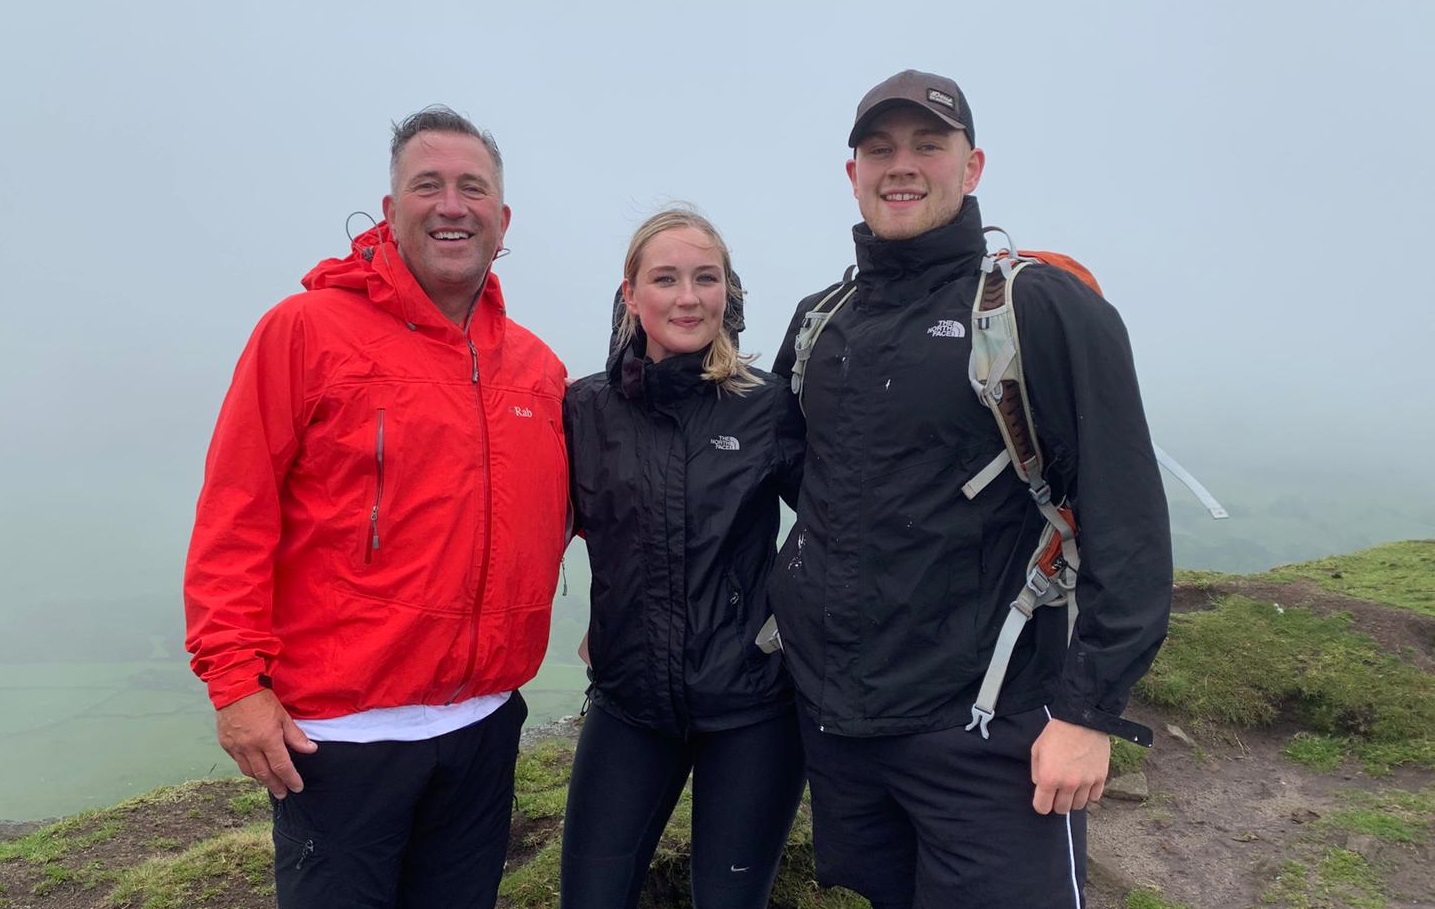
[184,105,569,909]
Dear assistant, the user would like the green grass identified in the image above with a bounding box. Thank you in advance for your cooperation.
[1283,733,1346,772]
[1256,794,1434,909]
[1321,787,1434,846]
[1258,851,1385,909]
[1109,737,1148,776]
[497,840,563,905]
[1126,888,1194,909]
[0,779,273,909]
[513,740,575,821]
[1261,859,1313,907]
[0,814,122,864]
[1172,567,1237,588]
[1314,849,1384,909]
[1267,540,1435,616]
[1327,809,1422,844]
[32,864,75,896]
[1136,595,1435,771]
[226,788,269,817]
[104,823,272,909]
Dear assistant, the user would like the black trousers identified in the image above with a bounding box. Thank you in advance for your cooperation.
[799,706,1085,909]
[559,705,806,909]
[271,691,527,909]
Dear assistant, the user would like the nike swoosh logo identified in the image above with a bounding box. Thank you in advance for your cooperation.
[730,865,750,873]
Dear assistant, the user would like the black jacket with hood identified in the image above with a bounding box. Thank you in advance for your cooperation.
[565,314,805,736]
[769,196,1172,741]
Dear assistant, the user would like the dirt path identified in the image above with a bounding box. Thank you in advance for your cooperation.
[1089,703,1433,908]
[1089,575,1435,909]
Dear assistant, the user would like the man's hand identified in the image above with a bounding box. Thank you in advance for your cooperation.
[216,689,318,799]
[578,631,591,668]
[1030,717,1110,815]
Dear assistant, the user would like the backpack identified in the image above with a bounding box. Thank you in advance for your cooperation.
[781,228,1225,741]
[961,231,1086,739]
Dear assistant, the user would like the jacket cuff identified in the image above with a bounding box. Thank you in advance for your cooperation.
[1047,700,1153,748]
[206,661,270,711]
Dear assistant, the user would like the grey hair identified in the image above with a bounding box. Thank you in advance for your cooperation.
[389,104,504,195]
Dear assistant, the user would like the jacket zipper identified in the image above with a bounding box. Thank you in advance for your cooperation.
[558,419,573,596]
[448,335,492,703]
[365,408,386,564]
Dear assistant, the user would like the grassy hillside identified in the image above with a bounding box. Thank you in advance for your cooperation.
[1264,540,1435,616]
[1150,541,1435,773]
[4,541,1432,909]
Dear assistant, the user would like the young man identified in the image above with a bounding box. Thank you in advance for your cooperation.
[184,106,569,909]
[769,71,1173,908]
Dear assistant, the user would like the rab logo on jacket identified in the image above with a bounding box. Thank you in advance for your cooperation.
[709,436,740,451]
[512,406,533,418]
[926,320,966,338]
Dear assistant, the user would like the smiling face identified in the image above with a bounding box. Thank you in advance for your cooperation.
[381,130,511,320]
[846,105,985,241]
[622,226,727,363]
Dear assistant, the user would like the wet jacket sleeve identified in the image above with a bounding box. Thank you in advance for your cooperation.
[183,304,309,710]
[772,379,806,508]
[1018,266,1173,745]
[769,292,825,507]
[562,391,585,540]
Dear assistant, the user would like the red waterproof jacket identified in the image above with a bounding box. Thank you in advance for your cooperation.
[184,224,569,718]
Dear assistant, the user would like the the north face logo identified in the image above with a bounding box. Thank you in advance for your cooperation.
[926,320,966,338]
[710,436,740,451]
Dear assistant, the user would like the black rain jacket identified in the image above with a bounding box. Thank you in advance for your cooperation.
[565,332,805,736]
[769,196,1172,741]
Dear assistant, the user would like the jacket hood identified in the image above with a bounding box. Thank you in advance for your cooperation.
[301,222,508,343]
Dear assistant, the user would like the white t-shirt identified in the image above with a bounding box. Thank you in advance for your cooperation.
[294,691,511,743]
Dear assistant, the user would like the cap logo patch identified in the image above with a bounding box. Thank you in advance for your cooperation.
[927,89,956,111]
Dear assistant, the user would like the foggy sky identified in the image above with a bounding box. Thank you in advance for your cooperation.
[1,0,1432,615]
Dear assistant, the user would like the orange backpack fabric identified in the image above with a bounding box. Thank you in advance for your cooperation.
[1006,250,1104,296]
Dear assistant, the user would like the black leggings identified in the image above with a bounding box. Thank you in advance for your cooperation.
[559,705,805,909]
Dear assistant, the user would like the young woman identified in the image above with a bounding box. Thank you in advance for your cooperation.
[560,209,806,909]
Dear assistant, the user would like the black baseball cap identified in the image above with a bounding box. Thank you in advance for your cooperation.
[848,70,975,148]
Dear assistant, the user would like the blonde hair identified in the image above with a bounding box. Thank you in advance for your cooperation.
[617,208,760,395]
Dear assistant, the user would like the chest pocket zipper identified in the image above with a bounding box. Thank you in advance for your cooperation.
[365,408,386,564]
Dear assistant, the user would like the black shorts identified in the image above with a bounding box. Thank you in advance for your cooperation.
[798,706,1085,909]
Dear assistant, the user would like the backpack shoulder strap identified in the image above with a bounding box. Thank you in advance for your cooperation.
[962,230,1082,739]
[790,266,858,415]
[966,251,1043,493]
